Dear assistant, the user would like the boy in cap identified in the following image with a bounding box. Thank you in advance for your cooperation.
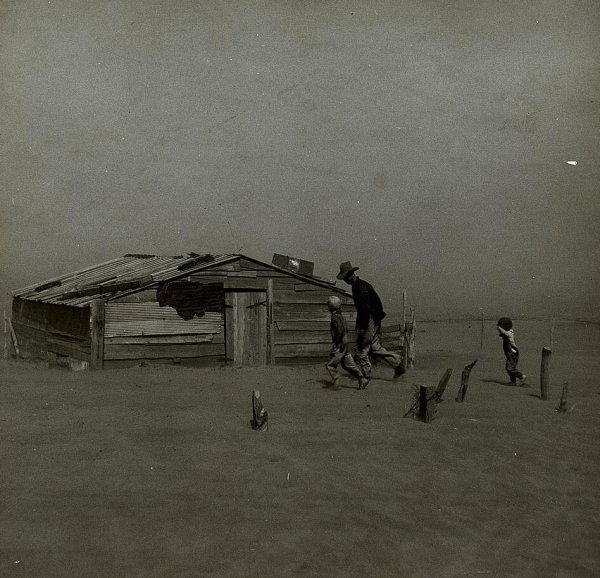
[325,295,363,390]
[497,317,528,386]
[337,261,405,389]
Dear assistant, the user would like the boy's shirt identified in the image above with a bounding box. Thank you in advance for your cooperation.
[330,310,348,351]
[498,326,518,355]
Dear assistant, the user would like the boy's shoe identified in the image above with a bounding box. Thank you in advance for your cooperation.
[518,375,529,387]
[393,365,406,380]
[358,377,370,390]
[332,377,341,391]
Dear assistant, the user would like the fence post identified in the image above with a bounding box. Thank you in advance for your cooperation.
[434,368,453,402]
[556,382,568,413]
[407,307,416,368]
[402,289,406,334]
[455,360,478,402]
[419,385,437,423]
[540,347,551,400]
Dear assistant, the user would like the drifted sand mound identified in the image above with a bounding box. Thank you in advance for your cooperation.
[1,347,599,577]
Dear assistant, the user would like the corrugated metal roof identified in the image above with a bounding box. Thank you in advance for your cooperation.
[12,252,348,307]
[12,254,237,307]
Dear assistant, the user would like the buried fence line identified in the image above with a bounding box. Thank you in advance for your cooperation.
[414,315,593,354]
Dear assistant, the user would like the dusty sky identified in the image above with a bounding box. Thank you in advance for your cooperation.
[1,0,599,319]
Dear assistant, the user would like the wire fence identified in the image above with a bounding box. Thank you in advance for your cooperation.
[404,317,600,356]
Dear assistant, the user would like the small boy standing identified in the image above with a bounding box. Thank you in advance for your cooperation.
[325,296,363,390]
[497,317,528,386]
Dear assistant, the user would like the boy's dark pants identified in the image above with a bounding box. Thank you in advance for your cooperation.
[505,350,524,383]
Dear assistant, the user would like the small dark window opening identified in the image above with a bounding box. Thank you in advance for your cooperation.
[157,281,224,320]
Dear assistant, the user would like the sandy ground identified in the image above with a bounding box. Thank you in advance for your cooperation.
[1,322,599,577]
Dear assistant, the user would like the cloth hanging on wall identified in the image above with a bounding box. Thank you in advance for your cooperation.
[157,281,224,320]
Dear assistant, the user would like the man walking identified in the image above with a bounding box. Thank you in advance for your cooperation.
[336,261,405,389]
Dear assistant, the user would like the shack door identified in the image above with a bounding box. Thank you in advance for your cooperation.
[225,291,267,365]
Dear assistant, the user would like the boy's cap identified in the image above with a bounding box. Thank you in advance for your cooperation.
[336,261,359,280]
[327,295,342,309]
[498,317,512,330]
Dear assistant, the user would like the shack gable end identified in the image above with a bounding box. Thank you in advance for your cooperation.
[173,256,356,363]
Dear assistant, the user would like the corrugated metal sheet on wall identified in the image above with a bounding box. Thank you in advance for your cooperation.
[104,302,223,337]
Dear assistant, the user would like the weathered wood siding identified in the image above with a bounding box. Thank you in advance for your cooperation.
[224,291,267,365]
[11,297,91,361]
[272,292,355,362]
[192,257,401,363]
[237,258,353,363]
[185,258,354,363]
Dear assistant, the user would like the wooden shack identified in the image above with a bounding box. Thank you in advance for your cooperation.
[10,253,400,369]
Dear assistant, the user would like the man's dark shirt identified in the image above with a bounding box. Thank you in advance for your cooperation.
[351,277,386,331]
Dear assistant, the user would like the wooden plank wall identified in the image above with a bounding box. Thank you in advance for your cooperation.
[10,297,91,361]
[190,258,402,363]
[185,259,348,363]
[273,289,355,361]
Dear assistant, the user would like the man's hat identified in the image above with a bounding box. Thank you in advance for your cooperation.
[336,261,359,280]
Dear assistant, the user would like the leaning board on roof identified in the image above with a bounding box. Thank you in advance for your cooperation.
[10,253,403,369]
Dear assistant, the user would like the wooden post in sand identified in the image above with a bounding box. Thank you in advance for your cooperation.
[556,382,568,413]
[433,368,453,402]
[419,385,437,423]
[455,360,478,403]
[403,385,436,422]
[251,390,268,431]
[540,347,551,401]
[407,307,416,369]
[401,310,409,373]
